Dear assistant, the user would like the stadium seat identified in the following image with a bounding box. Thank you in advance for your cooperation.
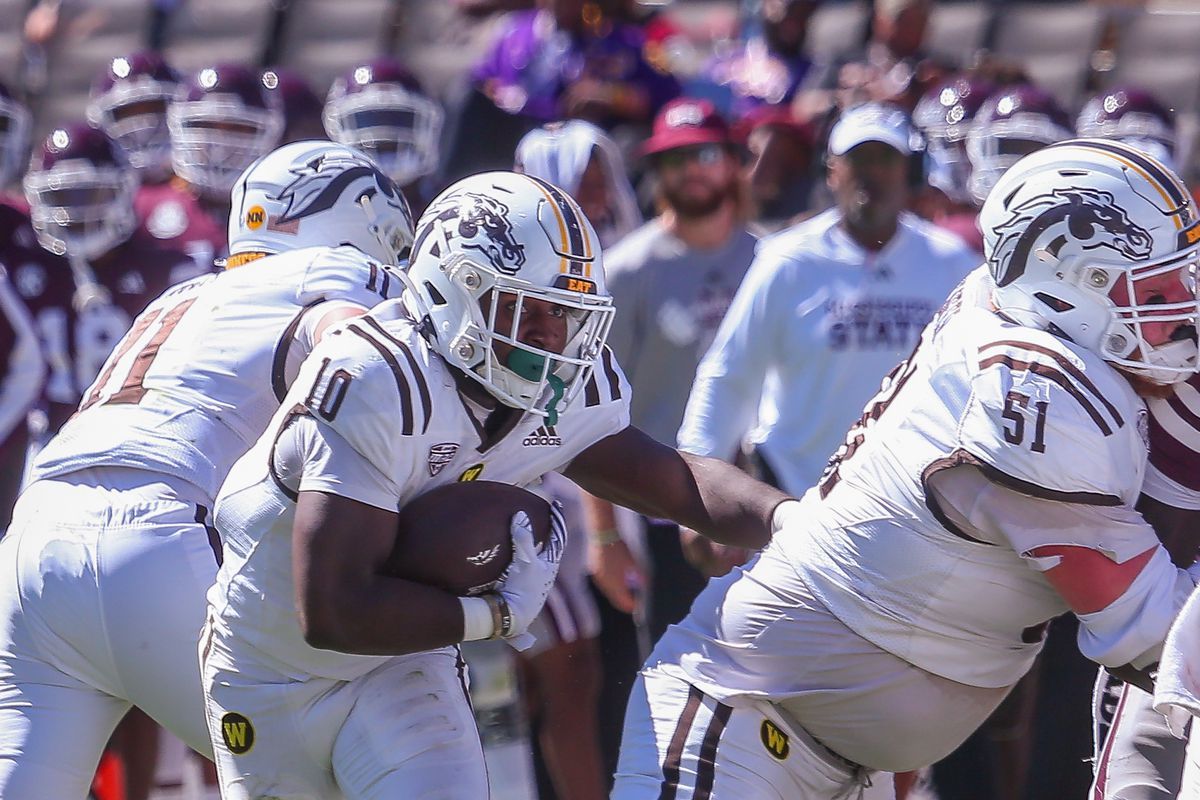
[925,2,993,69]
[1115,10,1200,62]
[992,3,1106,61]
[275,0,398,93]
[0,0,27,79]
[804,1,870,65]
[1019,53,1093,113]
[162,0,276,73]
[28,0,153,143]
[1106,55,1200,114]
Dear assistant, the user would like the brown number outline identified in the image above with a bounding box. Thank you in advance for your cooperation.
[79,297,198,411]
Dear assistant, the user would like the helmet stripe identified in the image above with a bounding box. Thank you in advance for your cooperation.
[525,175,594,278]
[1046,140,1190,229]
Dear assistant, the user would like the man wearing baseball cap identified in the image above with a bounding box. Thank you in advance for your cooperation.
[584,97,759,651]
[679,100,977,504]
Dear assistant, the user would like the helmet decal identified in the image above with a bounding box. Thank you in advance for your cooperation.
[273,149,407,227]
[417,191,527,274]
[993,187,1153,287]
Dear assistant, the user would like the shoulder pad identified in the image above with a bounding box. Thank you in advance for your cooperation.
[956,327,1145,506]
[295,317,435,476]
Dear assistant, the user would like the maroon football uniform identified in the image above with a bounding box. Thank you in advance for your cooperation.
[0,261,42,530]
[3,200,202,434]
[135,177,227,274]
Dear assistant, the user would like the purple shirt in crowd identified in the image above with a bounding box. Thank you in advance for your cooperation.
[473,10,679,124]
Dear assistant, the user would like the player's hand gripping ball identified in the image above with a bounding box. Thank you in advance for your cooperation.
[386,481,555,595]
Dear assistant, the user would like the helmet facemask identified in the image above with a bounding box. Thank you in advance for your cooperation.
[0,95,30,188]
[410,251,614,424]
[168,98,282,200]
[1097,253,1200,384]
[90,81,174,180]
[967,115,1071,205]
[994,245,1200,386]
[323,84,443,186]
[24,162,137,259]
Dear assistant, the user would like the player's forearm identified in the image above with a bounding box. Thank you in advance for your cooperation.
[671,452,790,549]
[298,575,468,656]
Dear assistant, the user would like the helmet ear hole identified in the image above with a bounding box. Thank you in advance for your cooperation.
[1034,292,1074,312]
[423,281,447,305]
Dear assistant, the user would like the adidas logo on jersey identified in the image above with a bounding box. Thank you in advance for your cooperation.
[523,425,562,447]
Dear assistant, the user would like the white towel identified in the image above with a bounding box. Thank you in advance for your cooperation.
[1154,582,1200,737]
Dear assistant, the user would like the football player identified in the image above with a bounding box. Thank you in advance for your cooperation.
[138,62,284,273]
[21,122,202,435]
[1092,368,1200,798]
[200,171,790,798]
[1077,86,1178,172]
[0,140,414,797]
[965,83,1073,207]
[613,140,1200,798]
[911,74,996,252]
[89,52,228,278]
[323,56,444,212]
[0,266,42,532]
[0,81,42,530]
[511,119,643,800]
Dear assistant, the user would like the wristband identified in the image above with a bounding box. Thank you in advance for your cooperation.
[591,527,622,547]
[460,596,495,642]
[483,592,514,639]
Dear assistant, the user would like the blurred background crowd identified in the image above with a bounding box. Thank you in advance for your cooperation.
[1,0,1199,799]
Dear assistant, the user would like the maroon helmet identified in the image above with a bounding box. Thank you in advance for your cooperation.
[1077,86,1176,168]
[166,63,283,201]
[262,66,325,144]
[23,123,137,258]
[86,51,180,180]
[0,80,31,188]
[965,83,1073,204]
[323,57,443,185]
[913,75,996,204]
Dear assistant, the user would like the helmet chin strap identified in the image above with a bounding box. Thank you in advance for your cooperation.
[504,348,565,425]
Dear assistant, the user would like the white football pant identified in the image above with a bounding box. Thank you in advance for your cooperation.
[0,473,219,798]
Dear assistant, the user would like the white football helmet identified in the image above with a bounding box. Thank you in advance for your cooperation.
[403,171,615,420]
[981,138,1200,385]
[227,140,415,265]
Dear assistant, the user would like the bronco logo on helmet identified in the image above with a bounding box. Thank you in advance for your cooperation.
[418,191,527,275]
[991,187,1153,287]
[272,150,409,228]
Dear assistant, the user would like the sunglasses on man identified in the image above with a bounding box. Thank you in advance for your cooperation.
[656,143,726,170]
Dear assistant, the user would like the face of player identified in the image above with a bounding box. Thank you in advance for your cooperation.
[1107,263,1199,349]
[828,141,909,235]
[488,292,569,360]
[656,143,739,219]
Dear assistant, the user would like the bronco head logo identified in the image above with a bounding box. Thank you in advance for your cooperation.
[272,150,410,227]
[991,187,1154,287]
[420,192,526,274]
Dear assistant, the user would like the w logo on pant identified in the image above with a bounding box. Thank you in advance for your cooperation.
[760,719,790,760]
[221,711,256,755]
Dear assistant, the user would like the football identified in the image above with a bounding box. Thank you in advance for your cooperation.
[385,481,553,596]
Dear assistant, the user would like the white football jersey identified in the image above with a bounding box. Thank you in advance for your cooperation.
[658,269,1149,695]
[794,269,1148,687]
[209,299,630,680]
[30,246,399,501]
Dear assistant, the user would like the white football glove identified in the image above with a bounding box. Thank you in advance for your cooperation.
[492,503,567,650]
